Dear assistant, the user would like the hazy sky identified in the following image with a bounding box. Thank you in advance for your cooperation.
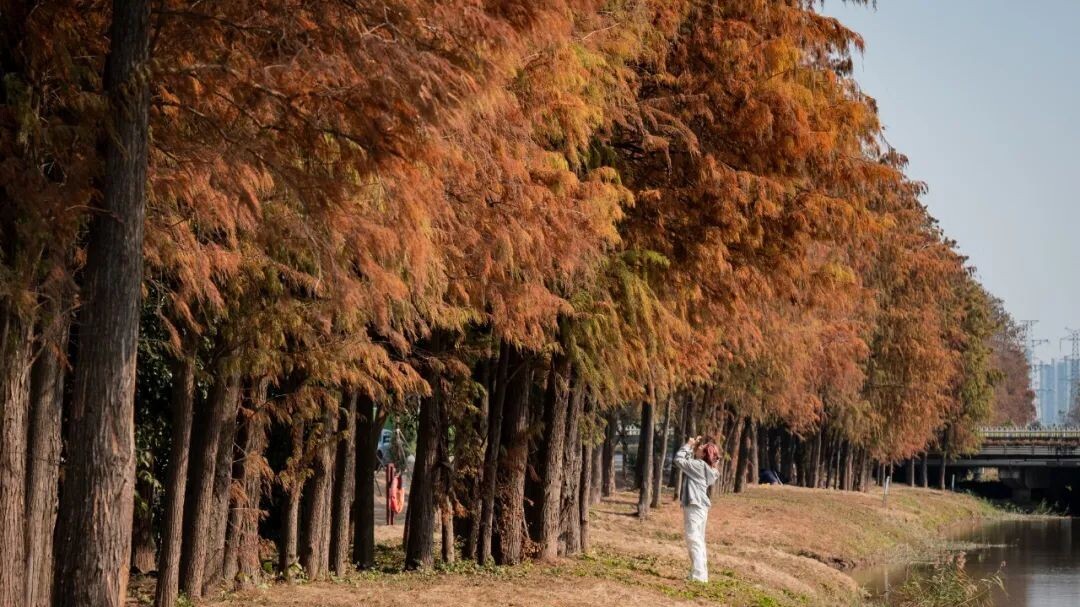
[821,0,1078,362]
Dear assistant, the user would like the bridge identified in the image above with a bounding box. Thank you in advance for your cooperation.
[923,426,1080,509]
[948,426,1080,468]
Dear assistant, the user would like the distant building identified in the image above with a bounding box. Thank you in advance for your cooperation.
[1036,358,1079,425]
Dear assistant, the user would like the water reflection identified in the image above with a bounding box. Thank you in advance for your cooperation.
[856,518,1080,606]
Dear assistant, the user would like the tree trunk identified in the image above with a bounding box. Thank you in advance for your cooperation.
[650,398,670,508]
[477,343,510,564]
[810,426,824,488]
[24,299,69,607]
[330,392,357,575]
[493,353,531,565]
[53,2,150,604]
[590,441,602,506]
[300,405,335,579]
[280,424,303,583]
[578,393,595,553]
[938,452,947,490]
[558,385,585,556]
[153,339,198,607]
[130,476,158,576]
[202,374,243,595]
[181,368,238,598]
[352,396,381,570]
[463,355,496,561]
[920,453,929,488]
[907,458,916,488]
[601,411,617,497]
[405,364,444,569]
[231,383,268,589]
[1,308,32,607]
[440,494,455,564]
[536,356,571,560]
[734,418,752,494]
[636,400,654,518]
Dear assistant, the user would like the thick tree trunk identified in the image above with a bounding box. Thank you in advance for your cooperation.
[907,458,916,488]
[938,452,948,490]
[329,392,357,575]
[53,3,150,603]
[181,368,238,598]
[352,396,381,570]
[650,398,670,508]
[920,453,929,488]
[536,355,570,560]
[405,365,444,569]
[300,406,335,579]
[493,354,531,565]
[601,411,617,497]
[153,340,198,607]
[810,426,824,488]
[748,423,759,487]
[24,299,69,607]
[202,374,243,595]
[231,384,268,589]
[477,343,510,564]
[1,311,33,606]
[636,400,654,518]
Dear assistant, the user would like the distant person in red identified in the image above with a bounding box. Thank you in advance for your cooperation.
[673,435,721,582]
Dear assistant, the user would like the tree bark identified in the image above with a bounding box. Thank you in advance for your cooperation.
[938,451,948,490]
[636,400,654,518]
[153,339,198,607]
[231,382,268,589]
[920,453,929,488]
[493,353,531,565]
[601,411,617,497]
[558,384,584,556]
[650,398,670,508]
[477,343,510,564]
[202,373,242,595]
[329,392,357,575]
[24,297,70,607]
[536,355,570,560]
[1,310,33,607]
[300,405,336,579]
[181,368,238,597]
[590,441,602,506]
[405,361,445,569]
[53,3,151,603]
[578,392,595,553]
[280,424,303,582]
[351,396,381,570]
[734,418,753,494]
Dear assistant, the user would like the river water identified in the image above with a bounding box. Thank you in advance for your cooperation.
[855,518,1080,606]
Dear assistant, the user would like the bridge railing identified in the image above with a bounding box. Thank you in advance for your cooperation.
[979,426,1080,440]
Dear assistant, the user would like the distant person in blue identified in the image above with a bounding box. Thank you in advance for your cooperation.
[673,435,721,582]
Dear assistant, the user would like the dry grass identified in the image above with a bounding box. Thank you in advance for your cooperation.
[193,485,999,607]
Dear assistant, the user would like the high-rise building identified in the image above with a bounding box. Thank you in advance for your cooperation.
[1035,357,1078,425]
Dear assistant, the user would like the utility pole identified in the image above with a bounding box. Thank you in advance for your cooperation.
[1020,321,1048,424]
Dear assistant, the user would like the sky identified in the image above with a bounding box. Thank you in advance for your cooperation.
[820,0,1079,362]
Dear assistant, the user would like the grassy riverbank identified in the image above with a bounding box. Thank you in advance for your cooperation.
[197,485,1002,607]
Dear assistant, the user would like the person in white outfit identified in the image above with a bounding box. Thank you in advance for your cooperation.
[673,435,720,583]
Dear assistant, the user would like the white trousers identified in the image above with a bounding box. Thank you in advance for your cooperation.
[683,504,709,582]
